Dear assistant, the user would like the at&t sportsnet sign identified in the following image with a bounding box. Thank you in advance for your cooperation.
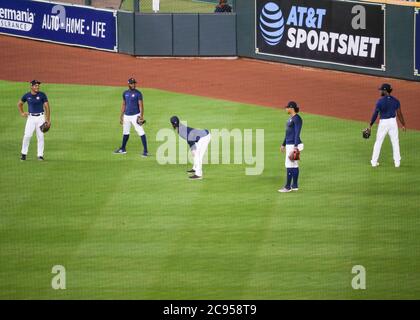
[0,0,117,52]
[255,0,385,70]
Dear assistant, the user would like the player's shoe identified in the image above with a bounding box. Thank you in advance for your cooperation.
[38,156,44,161]
[395,162,400,168]
[370,161,379,167]
[291,187,299,191]
[189,175,202,180]
[141,152,149,157]
[114,148,127,154]
[186,169,195,174]
[20,154,26,161]
[278,187,292,193]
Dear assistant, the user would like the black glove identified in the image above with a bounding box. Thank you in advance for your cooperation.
[40,122,50,133]
[137,117,146,126]
[362,127,371,139]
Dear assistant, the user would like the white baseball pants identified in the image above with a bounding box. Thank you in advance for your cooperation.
[371,117,401,167]
[192,133,211,177]
[21,114,45,157]
[285,143,304,168]
[123,113,145,136]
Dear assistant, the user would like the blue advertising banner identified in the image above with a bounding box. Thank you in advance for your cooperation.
[415,9,420,76]
[0,0,117,51]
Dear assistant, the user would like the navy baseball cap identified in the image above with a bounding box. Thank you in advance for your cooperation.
[379,83,392,92]
[170,116,180,127]
[285,101,298,109]
[30,80,41,86]
[128,78,137,84]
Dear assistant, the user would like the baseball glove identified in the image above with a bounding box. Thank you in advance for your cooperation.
[289,148,300,161]
[40,122,50,133]
[362,127,371,139]
[137,117,146,126]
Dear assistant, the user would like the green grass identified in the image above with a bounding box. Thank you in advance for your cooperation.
[120,0,216,13]
[0,80,419,299]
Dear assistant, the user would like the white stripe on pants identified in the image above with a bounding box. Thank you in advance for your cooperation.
[371,117,401,166]
[21,114,45,157]
[193,133,211,177]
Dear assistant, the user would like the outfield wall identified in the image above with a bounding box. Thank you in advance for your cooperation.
[118,11,237,56]
[1,0,419,81]
[118,0,419,80]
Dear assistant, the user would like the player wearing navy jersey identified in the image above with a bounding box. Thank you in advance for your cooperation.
[170,116,211,180]
[369,83,406,168]
[17,80,51,161]
[114,78,149,156]
[279,101,303,193]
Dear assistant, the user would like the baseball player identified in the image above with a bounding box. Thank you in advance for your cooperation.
[278,101,303,193]
[17,80,51,161]
[170,116,211,180]
[114,78,149,156]
[369,83,406,168]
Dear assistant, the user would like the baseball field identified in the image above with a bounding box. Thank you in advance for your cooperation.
[1,74,420,299]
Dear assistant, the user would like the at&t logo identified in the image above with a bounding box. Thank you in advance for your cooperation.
[259,2,285,46]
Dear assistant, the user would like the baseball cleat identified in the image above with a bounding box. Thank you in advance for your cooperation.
[189,175,202,180]
[114,148,127,154]
[291,188,299,191]
[141,152,149,157]
[20,154,26,161]
[186,169,196,173]
[278,187,292,193]
[371,160,379,167]
[38,156,44,161]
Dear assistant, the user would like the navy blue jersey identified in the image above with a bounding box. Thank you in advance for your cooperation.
[282,114,303,146]
[21,92,48,114]
[178,123,209,147]
[370,95,400,126]
[123,89,143,115]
